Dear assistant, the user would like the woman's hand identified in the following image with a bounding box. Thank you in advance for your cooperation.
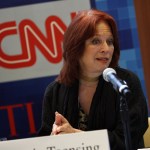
[51,112,82,135]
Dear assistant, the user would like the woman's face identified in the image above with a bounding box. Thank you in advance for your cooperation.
[79,21,114,77]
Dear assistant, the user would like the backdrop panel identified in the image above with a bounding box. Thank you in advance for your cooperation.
[0,0,92,140]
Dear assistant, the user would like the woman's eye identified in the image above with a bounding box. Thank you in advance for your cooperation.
[107,39,114,45]
[91,38,101,45]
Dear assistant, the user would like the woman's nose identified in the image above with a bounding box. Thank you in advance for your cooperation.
[99,41,109,52]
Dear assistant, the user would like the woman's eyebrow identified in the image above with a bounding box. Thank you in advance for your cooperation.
[93,34,113,38]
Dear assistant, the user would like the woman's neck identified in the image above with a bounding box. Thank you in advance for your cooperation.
[79,75,99,87]
[80,74,99,82]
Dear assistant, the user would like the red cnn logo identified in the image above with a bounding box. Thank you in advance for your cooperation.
[0,13,76,69]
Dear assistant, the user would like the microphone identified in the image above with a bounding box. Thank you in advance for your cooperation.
[103,68,131,97]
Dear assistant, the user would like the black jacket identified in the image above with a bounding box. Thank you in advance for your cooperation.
[38,67,148,150]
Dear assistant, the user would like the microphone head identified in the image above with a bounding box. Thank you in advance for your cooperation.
[103,68,116,82]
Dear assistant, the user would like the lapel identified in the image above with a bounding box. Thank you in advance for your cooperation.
[87,75,106,130]
[62,81,79,128]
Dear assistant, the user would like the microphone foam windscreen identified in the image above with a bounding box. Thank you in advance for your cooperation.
[103,68,116,82]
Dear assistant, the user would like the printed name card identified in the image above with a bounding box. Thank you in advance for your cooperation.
[0,130,110,150]
[138,148,150,150]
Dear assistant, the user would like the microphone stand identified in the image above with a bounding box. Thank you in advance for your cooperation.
[119,94,132,150]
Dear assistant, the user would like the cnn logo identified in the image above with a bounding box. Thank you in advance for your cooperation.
[0,13,76,69]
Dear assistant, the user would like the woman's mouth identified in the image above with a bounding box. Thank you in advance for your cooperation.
[96,57,109,63]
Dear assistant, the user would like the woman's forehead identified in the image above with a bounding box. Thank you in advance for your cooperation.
[95,21,112,35]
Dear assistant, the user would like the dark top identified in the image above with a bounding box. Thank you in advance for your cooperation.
[38,67,148,150]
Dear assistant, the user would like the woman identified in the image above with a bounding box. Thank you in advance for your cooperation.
[38,9,148,150]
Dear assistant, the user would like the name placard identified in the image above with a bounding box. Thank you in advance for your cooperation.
[138,148,150,150]
[0,130,110,150]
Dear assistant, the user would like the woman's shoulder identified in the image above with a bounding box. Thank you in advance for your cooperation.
[46,80,59,89]
[115,67,139,79]
[44,80,69,95]
[115,67,142,88]
[44,81,60,95]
